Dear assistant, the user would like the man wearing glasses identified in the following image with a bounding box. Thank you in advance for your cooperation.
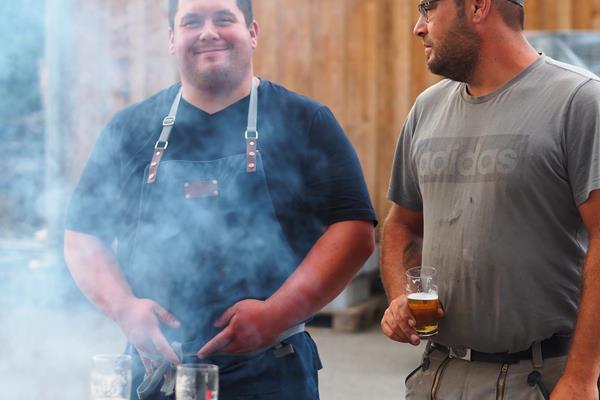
[381,0,600,398]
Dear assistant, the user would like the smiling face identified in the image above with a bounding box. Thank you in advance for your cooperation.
[414,0,481,82]
[169,0,258,91]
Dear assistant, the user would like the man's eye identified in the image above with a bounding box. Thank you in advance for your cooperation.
[214,18,234,26]
[182,19,202,28]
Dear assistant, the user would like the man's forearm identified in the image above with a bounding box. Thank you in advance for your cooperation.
[380,217,422,301]
[265,220,375,330]
[562,235,600,384]
[64,230,136,322]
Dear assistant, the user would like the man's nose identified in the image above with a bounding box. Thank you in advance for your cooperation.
[199,22,219,41]
[413,15,427,37]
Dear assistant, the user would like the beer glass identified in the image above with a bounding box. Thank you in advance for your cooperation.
[90,354,132,400]
[405,266,439,337]
[176,363,219,400]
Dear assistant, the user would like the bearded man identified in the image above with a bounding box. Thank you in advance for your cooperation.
[381,0,600,398]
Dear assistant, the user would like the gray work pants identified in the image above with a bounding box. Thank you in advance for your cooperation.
[405,348,566,399]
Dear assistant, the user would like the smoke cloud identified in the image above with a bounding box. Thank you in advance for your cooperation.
[1,1,378,399]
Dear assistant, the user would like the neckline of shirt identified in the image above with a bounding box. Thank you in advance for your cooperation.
[459,54,545,104]
[178,79,267,118]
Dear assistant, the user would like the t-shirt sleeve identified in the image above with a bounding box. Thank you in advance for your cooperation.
[64,119,122,244]
[387,105,423,211]
[565,79,600,206]
[303,106,377,226]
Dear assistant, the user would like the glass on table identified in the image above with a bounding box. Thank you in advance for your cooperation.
[176,363,219,400]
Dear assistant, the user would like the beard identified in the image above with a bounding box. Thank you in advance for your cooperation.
[426,13,481,83]
[183,49,253,93]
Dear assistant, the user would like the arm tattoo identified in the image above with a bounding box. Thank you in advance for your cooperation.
[403,240,422,269]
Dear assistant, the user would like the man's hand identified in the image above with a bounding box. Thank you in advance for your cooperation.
[115,298,181,365]
[380,294,444,346]
[197,299,283,358]
[551,375,599,399]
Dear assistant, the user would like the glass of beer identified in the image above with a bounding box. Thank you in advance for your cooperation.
[176,363,219,400]
[405,266,439,337]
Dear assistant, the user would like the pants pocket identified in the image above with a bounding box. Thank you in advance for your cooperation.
[405,352,451,400]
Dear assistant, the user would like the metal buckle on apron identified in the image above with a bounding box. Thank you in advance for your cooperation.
[162,116,175,126]
[155,140,168,150]
[245,130,259,140]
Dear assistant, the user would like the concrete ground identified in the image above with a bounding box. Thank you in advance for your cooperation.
[1,305,424,399]
[311,325,424,400]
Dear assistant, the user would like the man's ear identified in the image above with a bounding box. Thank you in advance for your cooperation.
[169,28,175,55]
[249,20,259,50]
[470,0,493,24]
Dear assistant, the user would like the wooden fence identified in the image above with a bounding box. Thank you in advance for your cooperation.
[59,0,600,221]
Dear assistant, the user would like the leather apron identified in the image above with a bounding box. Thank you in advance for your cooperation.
[127,79,322,400]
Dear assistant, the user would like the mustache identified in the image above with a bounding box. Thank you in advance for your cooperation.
[422,37,433,47]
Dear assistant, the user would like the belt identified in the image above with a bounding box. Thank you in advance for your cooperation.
[136,323,305,399]
[430,335,570,363]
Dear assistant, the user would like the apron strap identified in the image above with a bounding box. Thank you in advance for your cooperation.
[245,77,259,173]
[147,87,182,184]
[148,78,259,183]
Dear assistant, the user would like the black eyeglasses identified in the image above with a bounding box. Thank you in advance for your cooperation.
[417,0,442,22]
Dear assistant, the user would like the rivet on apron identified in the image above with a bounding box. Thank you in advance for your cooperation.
[212,180,218,185]
[213,191,219,196]
[184,182,190,188]
[151,161,157,167]
[248,163,255,169]
[149,173,155,180]
[185,194,191,199]
[250,141,255,146]
[155,151,161,156]
[249,151,256,157]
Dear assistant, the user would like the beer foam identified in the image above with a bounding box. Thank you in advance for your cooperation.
[407,292,438,300]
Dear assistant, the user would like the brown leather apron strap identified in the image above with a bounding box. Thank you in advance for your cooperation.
[147,88,182,184]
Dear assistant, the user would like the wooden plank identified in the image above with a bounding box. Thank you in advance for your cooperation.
[254,0,283,82]
[312,295,387,333]
[587,0,600,29]
[279,0,312,92]
[308,0,346,117]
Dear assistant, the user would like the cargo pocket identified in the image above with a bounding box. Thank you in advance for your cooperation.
[430,356,452,400]
[405,353,451,400]
[405,363,424,384]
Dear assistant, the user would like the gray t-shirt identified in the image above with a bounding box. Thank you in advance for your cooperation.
[388,55,600,352]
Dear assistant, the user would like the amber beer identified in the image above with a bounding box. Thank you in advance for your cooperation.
[407,292,439,337]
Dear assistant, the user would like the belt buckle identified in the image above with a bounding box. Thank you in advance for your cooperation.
[448,346,472,361]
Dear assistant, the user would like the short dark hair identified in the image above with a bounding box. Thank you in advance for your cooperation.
[168,0,253,29]
[494,0,524,30]
[453,0,524,30]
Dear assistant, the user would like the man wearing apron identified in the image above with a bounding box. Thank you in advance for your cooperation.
[64,0,377,399]
[381,0,600,399]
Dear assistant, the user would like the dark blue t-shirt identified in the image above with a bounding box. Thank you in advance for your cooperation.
[66,80,376,267]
